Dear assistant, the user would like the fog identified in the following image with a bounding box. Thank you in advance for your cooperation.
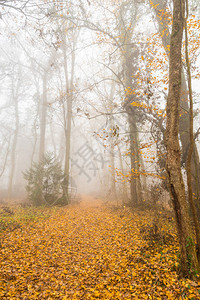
[0,0,199,205]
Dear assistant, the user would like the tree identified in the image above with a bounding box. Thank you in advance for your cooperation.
[118,1,143,205]
[184,0,200,264]
[166,0,199,277]
[24,153,65,206]
[7,68,20,199]
[151,0,200,215]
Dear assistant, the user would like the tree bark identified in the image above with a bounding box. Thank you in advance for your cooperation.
[117,144,128,201]
[166,0,199,276]
[128,113,139,205]
[151,0,200,212]
[184,3,200,262]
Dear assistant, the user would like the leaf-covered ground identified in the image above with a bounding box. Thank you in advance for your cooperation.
[0,197,200,299]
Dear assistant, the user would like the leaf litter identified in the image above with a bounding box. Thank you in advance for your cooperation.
[0,198,199,299]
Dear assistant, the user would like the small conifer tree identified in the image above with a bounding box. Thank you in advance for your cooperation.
[24,154,67,206]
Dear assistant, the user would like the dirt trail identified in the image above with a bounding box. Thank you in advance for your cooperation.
[0,197,199,299]
[79,195,104,207]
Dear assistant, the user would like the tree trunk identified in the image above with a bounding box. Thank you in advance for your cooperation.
[117,144,128,201]
[63,93,73,202]
[166,0,199,276]
[50,121,57,156]
[8,79,19,199]
[39,74,47,162]
[62,30,77,203]
[117,1,142,205]
[184,6,200,262]
[126,111,143,205]
[108,81,117,200]
[151,0,200,212]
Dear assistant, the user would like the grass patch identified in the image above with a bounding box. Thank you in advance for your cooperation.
[0,205,57,234]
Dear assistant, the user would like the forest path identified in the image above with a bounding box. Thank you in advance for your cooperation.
[0,197,199,299]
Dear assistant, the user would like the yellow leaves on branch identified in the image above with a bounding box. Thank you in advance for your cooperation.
[130,101,166,118]
[115,167,166,181]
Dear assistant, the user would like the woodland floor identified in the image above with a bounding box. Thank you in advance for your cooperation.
[0,196,200,300]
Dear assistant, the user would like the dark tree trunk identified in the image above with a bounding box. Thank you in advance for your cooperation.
[165,0,199,277]
[151,0,200,213]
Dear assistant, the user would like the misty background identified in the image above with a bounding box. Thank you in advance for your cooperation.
[0,0,199,203]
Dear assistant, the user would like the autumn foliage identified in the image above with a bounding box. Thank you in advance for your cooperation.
[0,199,199,299]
